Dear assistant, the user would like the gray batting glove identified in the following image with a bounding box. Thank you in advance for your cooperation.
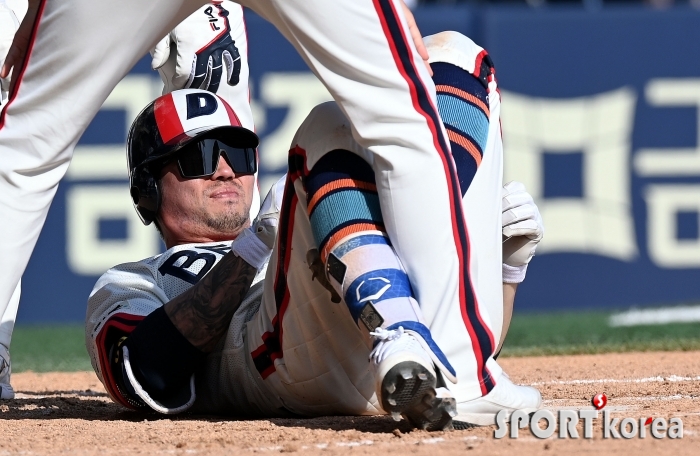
[501,181,544,268]
[231,176,286,270]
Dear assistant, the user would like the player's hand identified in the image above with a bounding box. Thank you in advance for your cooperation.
[231,176,286,270]
[399,0,432,76]
[501,181,544,267]
[151,1,241,94]
[250,175,285,250]
[0,0,26,100]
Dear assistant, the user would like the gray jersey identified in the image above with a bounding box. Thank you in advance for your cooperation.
[85,241,282,415]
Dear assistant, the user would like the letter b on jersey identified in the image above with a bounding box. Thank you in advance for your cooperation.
[158,250,216,284]
[186,92,218,119]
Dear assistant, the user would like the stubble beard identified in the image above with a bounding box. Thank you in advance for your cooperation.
[202,204,250,234]
[198,181,252,235]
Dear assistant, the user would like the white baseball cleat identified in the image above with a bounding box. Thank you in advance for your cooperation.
[370,326,456,431]
[0,344,15,400]
[452,372,541,428]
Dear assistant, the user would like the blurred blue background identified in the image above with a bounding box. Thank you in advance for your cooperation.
[19,5,700,323]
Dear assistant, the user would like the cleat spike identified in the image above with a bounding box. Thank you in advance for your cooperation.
[442,422,455,432]
[372,334,449,431]
[445,400,458,417]
[423,409,438,420]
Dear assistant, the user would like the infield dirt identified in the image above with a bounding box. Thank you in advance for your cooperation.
[1,351,698,455]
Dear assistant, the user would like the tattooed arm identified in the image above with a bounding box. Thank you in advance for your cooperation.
[162,177,285,352]
[164,251,257,353]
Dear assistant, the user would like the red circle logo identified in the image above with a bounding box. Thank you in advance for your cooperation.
[592,393,607,410]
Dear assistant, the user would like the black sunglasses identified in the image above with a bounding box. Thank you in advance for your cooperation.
[175,139,257,178]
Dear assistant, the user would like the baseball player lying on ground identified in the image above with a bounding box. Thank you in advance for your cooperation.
[85,32,544,429]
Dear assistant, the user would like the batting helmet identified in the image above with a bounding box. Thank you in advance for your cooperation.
[127,89,259,225]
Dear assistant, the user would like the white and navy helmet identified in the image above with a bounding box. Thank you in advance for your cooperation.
[127,89,259,225]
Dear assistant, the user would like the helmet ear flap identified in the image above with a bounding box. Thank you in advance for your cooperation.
[131,167,160,225]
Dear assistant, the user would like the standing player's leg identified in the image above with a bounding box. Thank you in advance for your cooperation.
[0,0,23,400]
[0,0,237,398]
[424,31,541,425]
[0,280,19,399]
[239,0,497,403]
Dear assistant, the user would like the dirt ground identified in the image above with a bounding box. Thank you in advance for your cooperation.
[1,351,698,455]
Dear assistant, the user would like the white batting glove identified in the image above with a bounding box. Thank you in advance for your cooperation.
[151,1,242,94]
[231,176,286,270]
[501,181,544,283]
[0,0,20,105]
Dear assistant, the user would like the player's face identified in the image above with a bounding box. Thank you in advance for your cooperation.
[157,153,255,247]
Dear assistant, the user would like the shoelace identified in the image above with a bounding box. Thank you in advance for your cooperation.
[368,326,405,363]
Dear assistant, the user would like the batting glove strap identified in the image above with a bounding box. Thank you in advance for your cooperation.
[231,227,273,271]
[231,175,284,270]
[502,263,528,284]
